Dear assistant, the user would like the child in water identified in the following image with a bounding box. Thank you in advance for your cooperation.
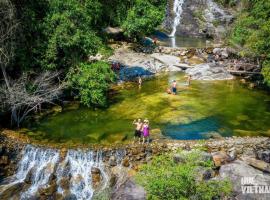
[171,80,177,95]
[142,119,150,144]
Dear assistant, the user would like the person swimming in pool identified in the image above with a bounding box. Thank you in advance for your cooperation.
[171,80,177,95]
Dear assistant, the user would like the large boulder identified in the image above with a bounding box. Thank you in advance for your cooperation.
[256,150,270,163]
[241,157,270,173]
[173,153,186,164]
[186,63,234,80]
[219,160,270,199]
[111,178,146,200]
[212,151,229,167]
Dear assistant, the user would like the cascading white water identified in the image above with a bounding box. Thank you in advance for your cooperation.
[0,145,60,199]
[56,150,107,200]
[0,145,125,200]
[169,0,185,37]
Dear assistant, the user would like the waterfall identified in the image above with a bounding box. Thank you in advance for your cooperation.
[169,0,185,37]
[56,150,107,200]
[0,145,125,200]
[0,146,60,199]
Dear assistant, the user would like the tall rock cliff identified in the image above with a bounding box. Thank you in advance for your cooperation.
[163,0,234,39]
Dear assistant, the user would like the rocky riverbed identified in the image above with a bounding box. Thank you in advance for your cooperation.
[108,43,260,82]
[1,129,270,199]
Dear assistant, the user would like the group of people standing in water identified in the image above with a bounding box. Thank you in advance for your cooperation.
[133,118,150,144]
[133,74,192,144]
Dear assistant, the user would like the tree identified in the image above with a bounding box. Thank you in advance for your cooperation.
[122,0,166,39]
[41,0,102,70]
[0,71,65,127]
[229,0,270,85]
[0,0,18,90]
[68,61,115,107]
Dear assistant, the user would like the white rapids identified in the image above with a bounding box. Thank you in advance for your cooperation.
[0,145,125,200]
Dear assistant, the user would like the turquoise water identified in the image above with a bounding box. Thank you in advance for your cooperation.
[27,73,270,145]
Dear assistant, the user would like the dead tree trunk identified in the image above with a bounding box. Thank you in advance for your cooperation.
[0,0,17,91]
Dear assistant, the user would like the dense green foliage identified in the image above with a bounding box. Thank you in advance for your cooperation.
[12,0,166,70]
[6,0,166,107]
[229,0,270,85]
[136,150,232,200]
[122,0,166,38]
[68,61,115,107]
[41,0,102,70]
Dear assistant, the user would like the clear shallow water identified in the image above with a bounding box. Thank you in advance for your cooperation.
[27,73,270,145]
[153,31,211,48]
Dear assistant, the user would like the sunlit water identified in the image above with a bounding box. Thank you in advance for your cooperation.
[27,73,270,145]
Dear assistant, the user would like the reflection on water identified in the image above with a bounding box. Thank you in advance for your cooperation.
[27,72,270,144]
[165,36,209,48]
[153,31,211,48]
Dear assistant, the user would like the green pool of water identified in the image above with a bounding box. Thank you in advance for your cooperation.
[27,73,270,145]
[153,31,211,48]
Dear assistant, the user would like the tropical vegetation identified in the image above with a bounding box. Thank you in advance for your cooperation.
[135,150,232,200]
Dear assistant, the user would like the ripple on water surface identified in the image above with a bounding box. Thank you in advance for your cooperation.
[26,72,270,145]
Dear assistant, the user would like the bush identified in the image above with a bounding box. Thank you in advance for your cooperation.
[68,61,115,107]
[262,60,270,86]
[122,0,165,39]
[135,150,232,200]
[229,0,270,85]
[214,0,237,7]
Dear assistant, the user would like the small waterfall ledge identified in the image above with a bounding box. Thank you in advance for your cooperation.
[0,145,126,200]
[0,131,269,199]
